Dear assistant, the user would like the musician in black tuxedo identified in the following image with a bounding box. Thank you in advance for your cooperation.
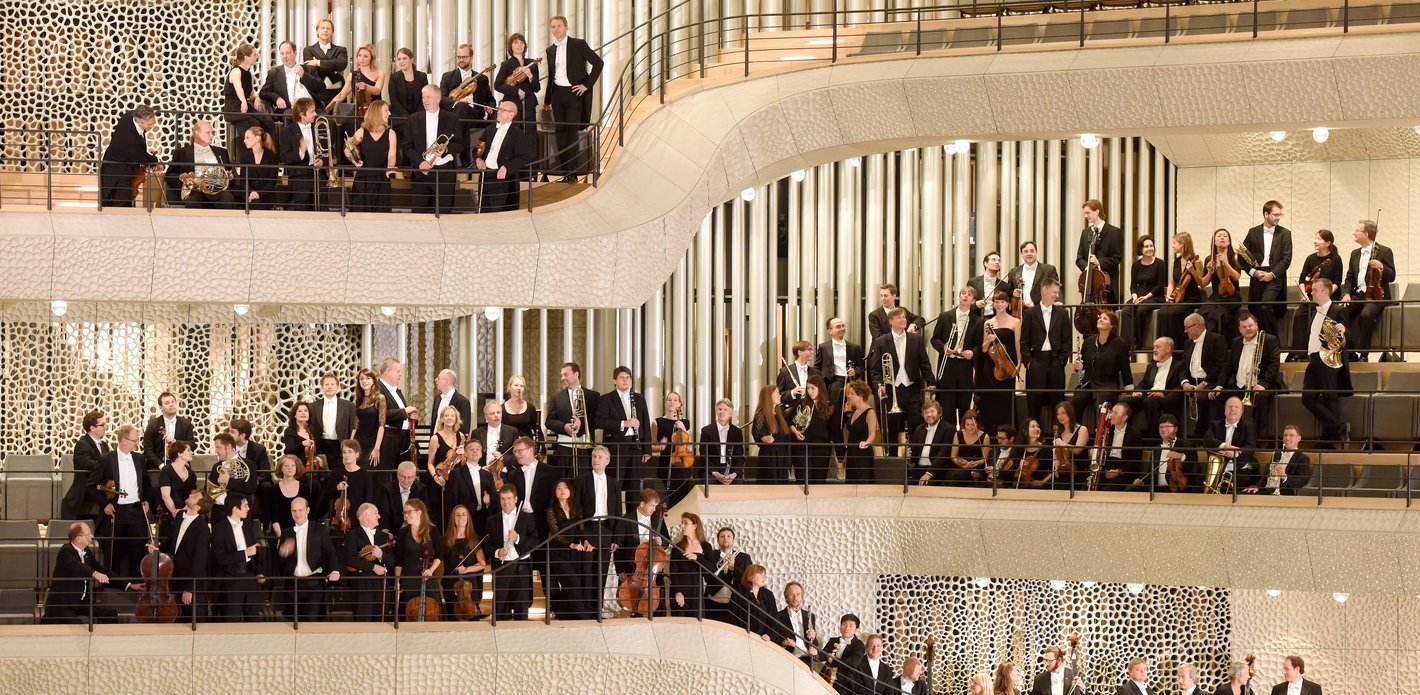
[210,494,262,621]
[206,434,256,519]
[448,439,497,537]
[275,496,341,621]
[1006,240,1061,311]
[1020,278,1072,426]
[1180,312,1230,439]
[343,502,395,621]
[474,101,536,213]
[868,307,935,438]
[376,358,420,468]
[573,446,621,617]
[771,582,822,665]
[1242,424,1311,495]
[99,105,160,208]
[312,373,356,466]
[1204,397,1258,484]
[989,424,1022,486]
[1133,414,1194,492]
[1098,402,1146,490]
[698,400,746,486]
[930,287,983,428]
[1116,658,1150,695]
[909,400,955,485]
[1301,279,1354,445]
[227,418,272,479]
[867,284,926,342]
[428,368,473,436]
[1030,646,1087,695]
[501,437,562,542]
[546,361,601,473]
[63,411,109,520]
[776,342,820,409]
[261,41,325,115]
[404,86,465,214]
[1271,655,1324,695]
[597,366,653,490]
[41,522,119,623]
[473,400,520,471]
[966,252,1008,320]
[278,98,325,211]
[152,489,211,621]
[86,424,149,581]
[703,526,752,624]
[819,614,865,688]
[815,317,865,426]
[162,120,237,208]
[487,486,537,620]
[301,18,348,107]
[142,392,195,470]
[615,488,669,579]
[1239,200,1293,337]
[544,16,604,181]
[1076,199,1125,300]
[381,461,429,527]
[851,634,898,695]
[1221,312,1283,431]
[439,43,498,147]
[1120,337,1188,434]
[1339,219,1396,359]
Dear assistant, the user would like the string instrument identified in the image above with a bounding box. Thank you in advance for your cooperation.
[1213,249,1237,297]
[1075,226,1113,336]
[1365,258,1386,301]
[1016,447,1040,488]
[617,506,668,615]
[330,485,352,532]
[922,636,936,694]
[303,431,324,471]
[1245,652,1257,681]
[435,433,468,482]
[669,413,695,469]
[485,441,515,490]
[984,319,1018,381]
[450,538,486,621]
[1165,444,1188,493]
[1303,257,1332,299]
[449,63,498,102]
[346,537,396,573]
[354,72,375,121]
[96,479,125,502]
[1066,633,1084,695]
[504,57,542,87]
[1009,277,1024,318]
[1169,255,1198,303]
[1052,424,1073,482]
[134,515,178,623]
[404,549,441,622]
[405,411,419,459]
[1087,402,1110,492]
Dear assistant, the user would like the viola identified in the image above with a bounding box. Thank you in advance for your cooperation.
[670,416,694,469]
[504,57,542,87]
[1166,448,1188,493]
[1169,255,1199,304]
[1303,257,1332,299]
[404,549,441,623]
[1212,250,1237,297]
[1016,449,1040,488]
[331,486,352,533]
[617,540,668,615]
[1365,261,1385,301]
[97,479,124,502]
[1075,227,1113,336]
[135,517,178,623]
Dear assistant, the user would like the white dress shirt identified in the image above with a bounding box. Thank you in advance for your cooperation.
[1109,427,1126,461]
[116,450,139,504]
[553,38,571,86]
[230,518,248,556]
[485,424,503,463]
[285,65,312,103]
[792,362,809,390]
[891,331,911,386]
[175,511,200,550]
[1236,337,1259,388]
[485,122,512,169]
[1020,263,1038,307]
[1050,669,1064,695]
[1286,680,1302,695]
[380,378,410,429]
[1308,301,1331,355]
[787,608,807,652]
[297,122,315,161]
[293,522,312,576]
[636,510,652,543]
[436,390,453,423]
[424,110,453,166]
[831,339,848,376]
[500,511,521,561]
[520,462,537,513]
[592,472,608,517]
[322,397,338,439]
[465,464,484,510]
[717,423,730,472]
[1156,439,1176,488]
[1149,357,1172,392]
[918,423,937,469]
[982,275,999,316]
[1188,332,1208,380]
[618,389,637,435]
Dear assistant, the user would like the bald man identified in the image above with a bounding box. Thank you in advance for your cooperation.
[429,369,472,435]
[165,120,237,209]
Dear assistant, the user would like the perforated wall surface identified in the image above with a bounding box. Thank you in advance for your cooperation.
[0,0,261,173]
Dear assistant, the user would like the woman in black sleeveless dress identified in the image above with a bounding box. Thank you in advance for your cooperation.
[349,101,396,213]
[354,368,387,467]
[752,385,790,483]
[841,381,879,483]
[424,405,461,526]
[223,44,274,138]
[494,33,542,126]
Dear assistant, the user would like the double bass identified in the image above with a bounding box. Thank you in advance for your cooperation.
[135,515,179,623]
[404,549,441,622]
[1075,226,1113,336]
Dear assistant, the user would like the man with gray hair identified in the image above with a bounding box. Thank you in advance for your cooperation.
[1177,663,1205,695]
[100,104,161,207]
[429,368,471,435]
[164,120,236,209]
[377,358,419,468]
[403,84,463,214]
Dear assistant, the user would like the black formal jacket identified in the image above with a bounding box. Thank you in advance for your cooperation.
[429,390,473,436]
[1222,333,1283,392]
[572,470,622,521]
[1006,262,1062,306]
[867,306,926,342]
[206,457,257,504]
[311,395,357,441]
[449,463,498,518]
[1142,437,1198,491]
[377,379,413,431]
[698,423,746,480]
[546,387,603,448]
[438,68,496,114]
[770,606,823,655]
[867,330,935,389]
[813,340,866,380]
[1269,679,1323,695]
[1204,417,1258,467]
[277,521,340,577]
[472,424,520,462]
[931,308,984,361]
[343,525,395,575]
[102,112,159,169]
[619,507,669,549]
[1078,334,1133,391]
[1137,357,1188,399]
[850,655,899,694]
[300,42,349,94]
[820,635,864,671]
[1101,424,1147,480]
[1343,241,1397,303]
[1116,682,1147,695]
[473,123,535,179]
[502,461,564,541]
[160,512,211,595]
[381,480,429,526]
[704,546,752,596]
[259,64,326,113]
[966,273,1008,318]
[43,543,109,616]
[386,69,430,120]
[1181,329,1230,390]
[402,108,465,168]
[86,449,149,509]
[210,515,259,577]
[485,508,536,566]
[65,435,108,517]
[543,36,605,117]
[494,57,542,103]
[908,422,955,480]
[1240,449,1311,493]
[164,143,234,196]
[1241,223,1293,282]
[1076,221,1126,291]
[597,389,652,452]
[143,415,195,470]
[1030,668,1081,695]
[237,147,280,204]
[1302,301,1354,395]
[237,441,272,478]
[776,363,822,405]
[278,117,317,169]
[1020,303,1072,367]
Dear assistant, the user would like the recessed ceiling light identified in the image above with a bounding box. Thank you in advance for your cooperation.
[847,156,862,167]
[1332,592,1349,603]
[790,169,806,183]
[1049,580,1067,591]
[974,576,991,588]
[1080,133,1101,149]
[483,307,502,322]
[1080,580,1097,588]
[1312,127,1330,144]
[1126,583,1145,595]
[379,306,396,317]
[50,300,68,317]
[233,304,250,316]
[1268,131,1286,142]
[740,188,756,202]
[1266,589,1282,597]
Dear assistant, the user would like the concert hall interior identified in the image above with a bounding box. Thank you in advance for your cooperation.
[4,0,1420,694]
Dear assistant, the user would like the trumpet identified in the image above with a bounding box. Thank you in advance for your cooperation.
[1319,316,1346,368]
[1242,330,1266,407]
[422,134,451,164]
[881,353,903,415]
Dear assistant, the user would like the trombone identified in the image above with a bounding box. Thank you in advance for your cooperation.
[1242,330,1266,407]
[881,353,903,415]
[312,116,339,189]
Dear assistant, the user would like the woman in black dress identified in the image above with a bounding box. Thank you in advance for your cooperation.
[751,385,790,483]
[222,44,274,137]
[1043,402,1090,491]
[394,498,443,608]
[353,368,386,468]
[1289,229,1344,358]
[1157,231,1204,347]
[1120,235,1167,349]
[977,292,1021,435]
[441,505,487,620]
[1200,227,1243,343]
[1070,309,1132,420]
[788,375,834,483]
[840,381,878,483]
[282,401,317,463]
[653,391,692,500]
[501,375,538,439]
[265,454,312,537]
[348,100,396,213]
[545,480,590,620]
[236,126,279,209]
[1015,419,1046,488]
[158,440,197,527]
[386,47,428,129]
[494,33,541,126]
[670,512,711,619]
[949,410,990,486]
[324,43,385,120]
[424,405,462,529]
[742,563,780,642]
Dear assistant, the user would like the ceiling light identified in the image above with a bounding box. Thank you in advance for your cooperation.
[1268,131,1286,142]
[1332,592,1349,603]
[50,300,68,317]
[379,306,396,317]
[1126,583,1145,595]
[777,55,818,62]
[790,169,806,183]
[1312,127,1329,144]
[233,304,250,316]
[1413,125,1420,136]
[483,306,502,322]
[847,156,862,168]
[1266,589,1282,597]
[740,187,756,202]
[1080,580,1097,588]
[1049,580,1067,591]
[974,577,991,588]
[945,140,970,155]
[1080,133,1100,149]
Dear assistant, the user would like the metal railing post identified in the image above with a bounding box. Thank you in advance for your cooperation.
[916,9,923,55]
[743,14,750,77]
[544,546,553,625]
[45,130,54,211]
[831,8,838,63]
[1079,0,1086,47]
[1165,0,1171,44]
[1253,0,1260,38]
[1344,0,1351,33]
[996,11,1003,51]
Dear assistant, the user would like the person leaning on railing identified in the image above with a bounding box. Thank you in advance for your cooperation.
[98,104,161,208]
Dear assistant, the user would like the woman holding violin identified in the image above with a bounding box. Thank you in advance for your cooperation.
[1158,232,1204,347]
[653,391,693,504]
[1120,236,1167,349]
[425,405,464,525]
[670,512,712,618]
[282,401,318,464]
[1070,310,1133,420]
[976,291,1021,435]
[494,33,541,126]
[158,440,196,526]
[1200,227,1243,342]
[841,381,879,483]
[1043,402,1090,490]
[394,499,442,613]
[441,505,487,620]
[1289,229,1343,359]
[1014,419,1045,488]
[265,454,312,537]
[545,479,593,620]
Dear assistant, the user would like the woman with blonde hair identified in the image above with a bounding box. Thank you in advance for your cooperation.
[992,661,1022,695]
[348,98,396,212]
[968,671,993,695]
[325,43,384,115]
[1158,231,1204,345]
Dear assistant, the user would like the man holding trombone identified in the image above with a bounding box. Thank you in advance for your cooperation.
[868,308,935,447]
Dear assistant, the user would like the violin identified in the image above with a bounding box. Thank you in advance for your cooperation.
[405,411,419,459]
[345,538,396,573]
[304,435,324,472]
[504,57,542,87]
[669,413,694,469]
[331,486,352,533]
[1165,447,1188,493]
[1303,257,1332,299]
[450,538,485,621]
[135,515,179,623]
[435,434,468,483]
[404,549,441,623]
[1016,448,1040,488]
[1009,277,1024,318]
[1051,425,1073,482]
[984,319,1017,381]
[1212,249,1237,297]
[97,479,125,502]
[1169,255,1199,303]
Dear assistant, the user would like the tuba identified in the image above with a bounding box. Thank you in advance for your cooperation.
[882,353,903,415]
[204,457,251,499]
[1201,450,1233,494]
[1319,316,1346,368]
[1242,330,1266,407]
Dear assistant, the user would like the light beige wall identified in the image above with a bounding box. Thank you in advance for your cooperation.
[1176,160,1420,288]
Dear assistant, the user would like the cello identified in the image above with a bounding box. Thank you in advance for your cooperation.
[1075,226,1113,336]
[450,538,486,621]
[617,504,669,615]
[404,549,441,622]
[135,514,179,623]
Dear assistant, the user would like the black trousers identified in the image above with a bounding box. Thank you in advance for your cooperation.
[351,573,392,621]
[491,559,532,620]
[479,171,522,212]
[410,163,458,214]
[316,438,343,470]
[1248,278,1287,337]
[217,575,263,621]
[936,359,975,427]
[99,163,139,207]
[379,426,410,469]
[1302,355,1345,441]
[550,445,591,479]
[1024,351,1067,426]
[1345,300,1386,353]
[183,189,238,209]
[1120,298,1163,349]
[283,576,329,620]
[285,170,319,211]
[546,84,587,176]
[98,502,147,581]
[880,383,925,440]
[546,547,592,620]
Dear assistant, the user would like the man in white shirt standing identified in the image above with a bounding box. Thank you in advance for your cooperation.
[375,357,421,468]
[488,486,535,620]
[573,446,622,618]
[403,85,463,214]
[1176,663,1205,695]
[853,634,895,693]
[428,368,471,436]
[1030,645,1087,695]
[86,424,149,581]
[276,496,340,621]
[1007,239,1061,312]
[312,372,355,466]
[1270,655,1323,695]
[474,100,535,212]
[301,17,348,107]
[544,16,604,183]
[1116,658,1150,695]
[261,40,323,115]
[596,366,651,493]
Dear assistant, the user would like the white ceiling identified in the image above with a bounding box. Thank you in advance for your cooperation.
[1152,126,1420,167]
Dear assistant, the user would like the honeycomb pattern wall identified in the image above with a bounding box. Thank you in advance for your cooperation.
[0,0,261,173]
